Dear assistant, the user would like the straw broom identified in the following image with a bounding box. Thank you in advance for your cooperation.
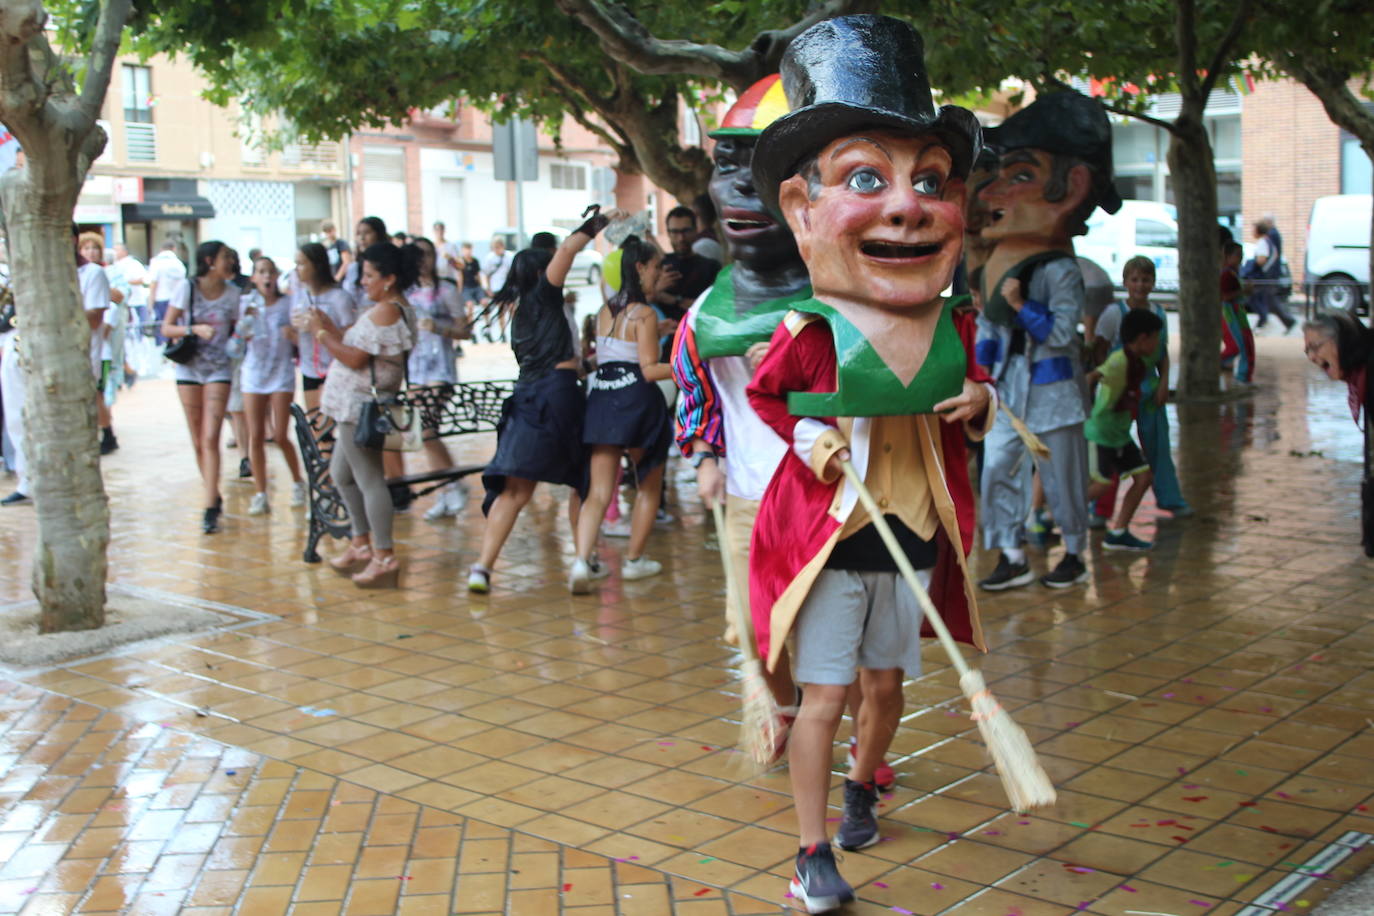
[999,403,1051,461]
[710,501,783,769]
[838,459,1057,812]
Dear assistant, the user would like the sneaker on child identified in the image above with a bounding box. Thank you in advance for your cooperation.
[621,556,662,580]
[1040,552,1088,588]
[248,492,270,516]
[835,779,880,851]
[1104,529,1152,551]
[978,554,1034,591]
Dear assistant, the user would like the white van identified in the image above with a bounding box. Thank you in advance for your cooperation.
[1077,199,1180,293]
[1305,194,1370,314]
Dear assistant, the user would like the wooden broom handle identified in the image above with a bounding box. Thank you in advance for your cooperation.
[838,459,973,679]
[712,501,762,666]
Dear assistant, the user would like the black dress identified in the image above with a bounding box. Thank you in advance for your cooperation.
[481,275,587,513]
[582,306,671,483]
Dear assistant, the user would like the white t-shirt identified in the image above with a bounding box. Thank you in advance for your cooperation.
[113,255,148,307]
[292,284,359,378]
[79,261,112,371]
[435,241,460,282]
[681,293,787,501]
[148,251,187,303]
[1254,236,1274,266]
[483,250,512,293]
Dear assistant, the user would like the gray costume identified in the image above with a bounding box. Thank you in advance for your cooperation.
[975,255,1090,554]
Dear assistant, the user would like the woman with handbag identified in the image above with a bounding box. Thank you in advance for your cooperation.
[240,256,306,516]
[162,240,240,534]
[304,242,418,588]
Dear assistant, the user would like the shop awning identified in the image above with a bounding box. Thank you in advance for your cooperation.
[121,197,216,221]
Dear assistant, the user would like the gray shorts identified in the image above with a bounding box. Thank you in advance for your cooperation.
[793,568,930,685]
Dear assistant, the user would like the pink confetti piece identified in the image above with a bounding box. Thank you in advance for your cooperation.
[880,836,895,843]
[1120,885,1138,892]
[983,829,1003,835]
[1018,820,1031,825]
[873,881,889,888]
[656,740,675,747]
[1275,791,1292,799]
[1183,783,1199,789]
[892,909,914,915]
[1182,678,1194,683]
[1189,900,1212,907]
[1068,866,1095,873]
[932,883,944,890]
[1163,692,1176,698]
[1065,721,1081,728]
[614,856,640,862]
[784,891,794,898]
[693,888,711,897]
[1177,766,1189,775]
[397,875,411,881]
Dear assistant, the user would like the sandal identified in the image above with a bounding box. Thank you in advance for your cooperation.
[330,543,372,574]
[352,555,400,589]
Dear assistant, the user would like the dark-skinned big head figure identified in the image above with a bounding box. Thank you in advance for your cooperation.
[708,75,802,279]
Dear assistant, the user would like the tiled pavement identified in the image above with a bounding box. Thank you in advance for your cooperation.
[0,337,1372,915]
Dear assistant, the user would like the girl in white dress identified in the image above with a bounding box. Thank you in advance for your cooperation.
[406,236,471,520]
[240,257,305,515]
[288,242,358,411]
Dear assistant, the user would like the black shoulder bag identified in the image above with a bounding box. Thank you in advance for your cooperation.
[163,282,200,365]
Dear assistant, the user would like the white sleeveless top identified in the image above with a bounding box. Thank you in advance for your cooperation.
[596,304,646,364]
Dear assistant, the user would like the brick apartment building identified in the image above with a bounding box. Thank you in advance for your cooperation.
[1240,77,1370,287]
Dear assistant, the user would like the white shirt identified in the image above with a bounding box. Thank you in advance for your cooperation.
[1254,236,1274,265]
[435,240,460,282]
[148,251,187,303]
[79,261,112,369]
[483,250,512,292]
[682,294,787,501]
[113,255,148,307]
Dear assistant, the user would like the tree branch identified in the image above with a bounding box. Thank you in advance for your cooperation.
[0,0,49,123]
[1286,60,1374,153]
[552,0,872,92]
[1103,101,1180,135]
[78,0,132,124]
[522,50,612,114]
[1198,0,1252,101]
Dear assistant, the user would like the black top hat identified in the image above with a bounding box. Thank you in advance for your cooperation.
[984,91,1123,214]
[753,15,982,218]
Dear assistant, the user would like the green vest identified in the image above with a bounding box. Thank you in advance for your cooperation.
[694,265,814,359]
[787,297,966,418]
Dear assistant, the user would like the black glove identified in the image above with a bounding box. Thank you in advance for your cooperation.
[574,204,609,239]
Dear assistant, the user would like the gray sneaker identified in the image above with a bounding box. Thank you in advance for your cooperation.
[835,778,880,851]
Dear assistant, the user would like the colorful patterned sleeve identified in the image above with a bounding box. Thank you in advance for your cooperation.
[670,311,726,456]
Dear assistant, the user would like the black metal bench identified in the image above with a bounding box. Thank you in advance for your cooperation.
[290,380,515,562]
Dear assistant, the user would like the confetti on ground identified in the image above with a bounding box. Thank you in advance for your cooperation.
[698,857,715,864]
[693,888,711,897]
[396,633,412,639]
[891,908,914,915]
[931,882,944,890]
[225,770,236,776]
[1120,884,1138,892]
[562,883,572,891]
[1069,821,1091,828]
[297,707,337,717]
[614,856,640,862]
[1189,901,1212,907]
[1181,796,1209,802]
[873,881,888,888]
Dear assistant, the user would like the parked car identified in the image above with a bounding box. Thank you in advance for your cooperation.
[1305,194,1371,315]
[1076,199,1180,294]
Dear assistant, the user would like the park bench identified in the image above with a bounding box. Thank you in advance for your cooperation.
[290,380,515,562]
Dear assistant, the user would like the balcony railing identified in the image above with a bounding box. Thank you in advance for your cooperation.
[282,140,342,171]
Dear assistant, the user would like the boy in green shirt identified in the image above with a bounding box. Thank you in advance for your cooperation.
[1085,308,1162,551]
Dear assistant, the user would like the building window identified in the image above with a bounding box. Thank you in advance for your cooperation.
[122,65,152,123]
[550,162,587,191]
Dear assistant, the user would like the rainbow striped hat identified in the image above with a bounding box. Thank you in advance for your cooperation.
[709,74,787,138]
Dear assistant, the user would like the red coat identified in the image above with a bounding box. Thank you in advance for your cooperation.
[746,311,992,670]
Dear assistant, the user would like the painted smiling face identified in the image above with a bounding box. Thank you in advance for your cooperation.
[777,130,965,311]
[709,136,800,272]
[978,148,1088,246]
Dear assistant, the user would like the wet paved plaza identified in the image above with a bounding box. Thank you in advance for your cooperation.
[0,335,1371,915]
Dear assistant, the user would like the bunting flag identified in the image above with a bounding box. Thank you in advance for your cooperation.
[1231,73,1257,97]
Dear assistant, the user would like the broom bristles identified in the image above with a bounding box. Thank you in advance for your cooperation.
[960,669,1057,812]
[738,657,783,769]
[1000,404,1052,461]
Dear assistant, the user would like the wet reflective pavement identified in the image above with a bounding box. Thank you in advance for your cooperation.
[0,336,1370,915]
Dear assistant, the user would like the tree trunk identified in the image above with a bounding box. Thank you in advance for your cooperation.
[1167,99,1222,398]
[0,0,125,633]
[0,167,111,632]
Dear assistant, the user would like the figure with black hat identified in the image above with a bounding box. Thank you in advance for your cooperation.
[743,16,994,911]
[972,90,1122,592]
